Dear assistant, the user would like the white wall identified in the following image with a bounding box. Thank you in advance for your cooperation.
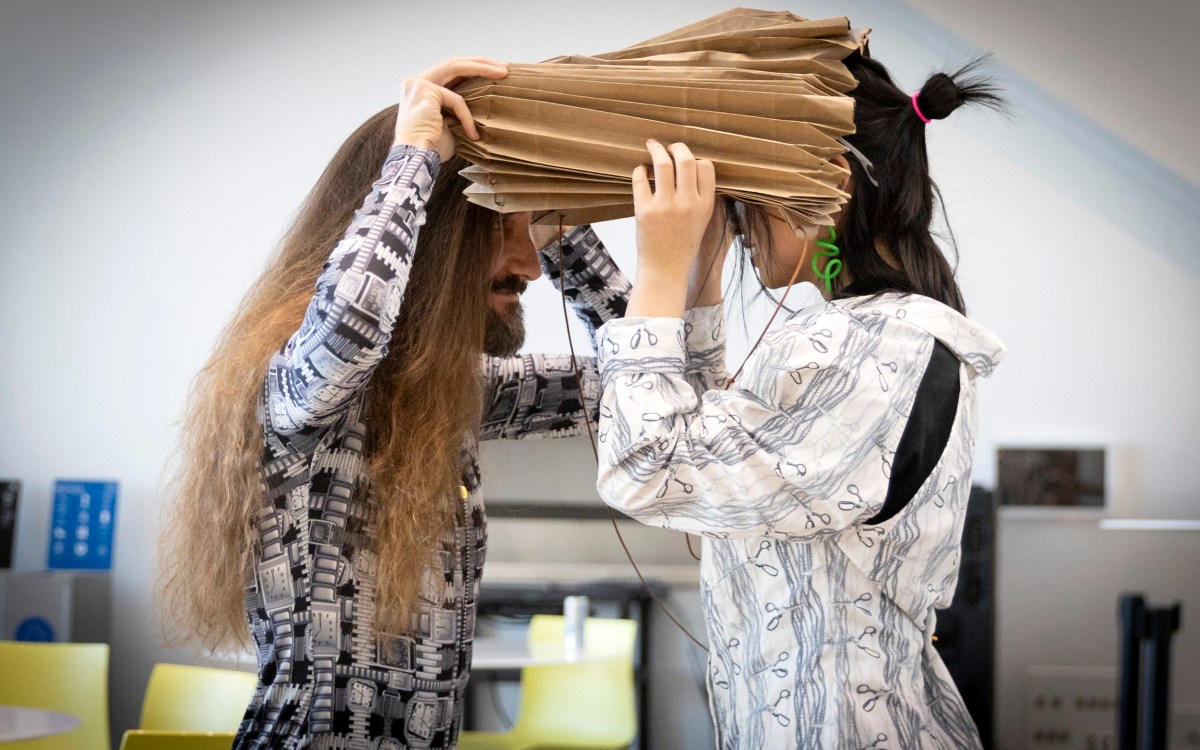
[994,515,1200,749]
[2,1,1197,748]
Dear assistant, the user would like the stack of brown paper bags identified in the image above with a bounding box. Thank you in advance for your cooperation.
[450,8,869,229]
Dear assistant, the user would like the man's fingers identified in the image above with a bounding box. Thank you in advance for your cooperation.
[646,139,675,197]
[441,89,478,140]
[459,56,508,67]
[426,58,508,82]
[423,58,508,87]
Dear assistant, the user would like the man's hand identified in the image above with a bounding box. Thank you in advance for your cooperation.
[528,217,577,253]
[393,57,507,161]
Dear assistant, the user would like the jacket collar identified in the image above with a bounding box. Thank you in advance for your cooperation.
[827,293,1006,377]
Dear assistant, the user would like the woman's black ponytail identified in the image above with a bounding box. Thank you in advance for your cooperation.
[728,53,1005,317]
[834,54,1006,315]
[913,59,1006,122]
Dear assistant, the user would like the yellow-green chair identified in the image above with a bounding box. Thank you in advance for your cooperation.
[0,640,111,750]
[459,615,638,750]
[136,663,257,732]
[117,731,236,750]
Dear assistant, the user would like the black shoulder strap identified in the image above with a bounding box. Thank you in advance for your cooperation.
[864,340,961,525]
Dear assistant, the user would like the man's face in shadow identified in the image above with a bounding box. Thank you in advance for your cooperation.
[483,212,540,357]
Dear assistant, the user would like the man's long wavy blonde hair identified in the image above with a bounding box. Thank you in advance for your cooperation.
[159,105,497,649]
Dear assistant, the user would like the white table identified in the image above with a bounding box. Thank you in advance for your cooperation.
[0,705,81,743]
[472,637,561,670]
[471,636,619,670]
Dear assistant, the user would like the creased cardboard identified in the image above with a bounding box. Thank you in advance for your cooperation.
[450,8,869,228]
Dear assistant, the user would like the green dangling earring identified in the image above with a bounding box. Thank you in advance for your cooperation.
[812,226,842,292]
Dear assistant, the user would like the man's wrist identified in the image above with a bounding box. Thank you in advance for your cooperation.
[531,222,582,253]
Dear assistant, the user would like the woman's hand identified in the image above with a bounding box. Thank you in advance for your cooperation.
[688,200,730,309]
[393,57,508,161]
[627,140,716,319]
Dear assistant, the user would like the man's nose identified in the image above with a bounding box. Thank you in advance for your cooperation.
[505,233,542,282]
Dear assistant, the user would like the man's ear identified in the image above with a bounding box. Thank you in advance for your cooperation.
[832,154,852,193]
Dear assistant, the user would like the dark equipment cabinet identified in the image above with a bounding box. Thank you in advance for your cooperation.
[933,485,997,748]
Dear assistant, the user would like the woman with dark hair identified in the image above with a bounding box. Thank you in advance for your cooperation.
[160,57,629,749]
[596,53,1007,747]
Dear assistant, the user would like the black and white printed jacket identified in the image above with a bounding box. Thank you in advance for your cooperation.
[238,145,627,750]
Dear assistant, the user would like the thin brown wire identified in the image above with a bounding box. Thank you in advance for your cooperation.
[725,236,808,389]
[553,215,810,652]
[680,227,726,564]
[555,216,709,652]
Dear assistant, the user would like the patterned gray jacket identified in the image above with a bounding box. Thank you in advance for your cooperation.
[239,146,627,750]
[596,294,1005,748]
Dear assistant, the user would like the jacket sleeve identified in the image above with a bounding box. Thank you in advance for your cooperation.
[479,354,600,440]
[535,225,629,348]
[683,303,727,395]
[594,310,891,539]
[481,228,723,442]
[475,225,624,442]
[265,146,439,437]
[536,224,726,393]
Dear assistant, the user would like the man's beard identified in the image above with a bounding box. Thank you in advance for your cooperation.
[483,305,525,357]
[483,275,528,357]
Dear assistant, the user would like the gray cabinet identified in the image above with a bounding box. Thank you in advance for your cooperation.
[0,571,111,643]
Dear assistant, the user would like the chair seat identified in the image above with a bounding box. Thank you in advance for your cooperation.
[457,730,527,750]
[0,641,110,750]
[459,616,637,750]
[118,730,236,750]
[459,729,633,750]
[139,663,257,732]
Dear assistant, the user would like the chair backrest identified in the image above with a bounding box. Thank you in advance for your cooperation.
[513,615,638,748]
[0,640,111,750]
[118,730,236,750]
[138,663,257,732]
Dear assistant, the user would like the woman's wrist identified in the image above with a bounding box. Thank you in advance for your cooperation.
[628,266,688,318]
[687,275,723,308]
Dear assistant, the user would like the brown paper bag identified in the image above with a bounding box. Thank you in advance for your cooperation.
[450,8,869,228]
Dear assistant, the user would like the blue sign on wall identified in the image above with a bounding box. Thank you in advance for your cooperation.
[47,480,118,570]
[15,616,55,642]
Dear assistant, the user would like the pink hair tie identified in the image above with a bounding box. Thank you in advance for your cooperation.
[911,91,931,124]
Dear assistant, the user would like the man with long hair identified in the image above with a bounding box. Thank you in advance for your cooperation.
[160,58,629,749]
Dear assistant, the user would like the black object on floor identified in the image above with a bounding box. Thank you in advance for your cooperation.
[1118,593,1183,750]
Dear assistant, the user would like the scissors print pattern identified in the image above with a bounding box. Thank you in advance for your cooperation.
[596,291,1005,748]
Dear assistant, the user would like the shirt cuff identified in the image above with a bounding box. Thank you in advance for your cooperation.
[684,303,724,347]
[380,144,442,183]
[535,224,594,260]
[597,317,687,378]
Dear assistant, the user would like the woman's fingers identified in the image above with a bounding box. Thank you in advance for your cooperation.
[632,140,718,286]
[636,140,716,214]
[646,139,675,197]
[668,142,697,196]
[696,158,716,204]
[631,164,653,206]
[645,140,713,198]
